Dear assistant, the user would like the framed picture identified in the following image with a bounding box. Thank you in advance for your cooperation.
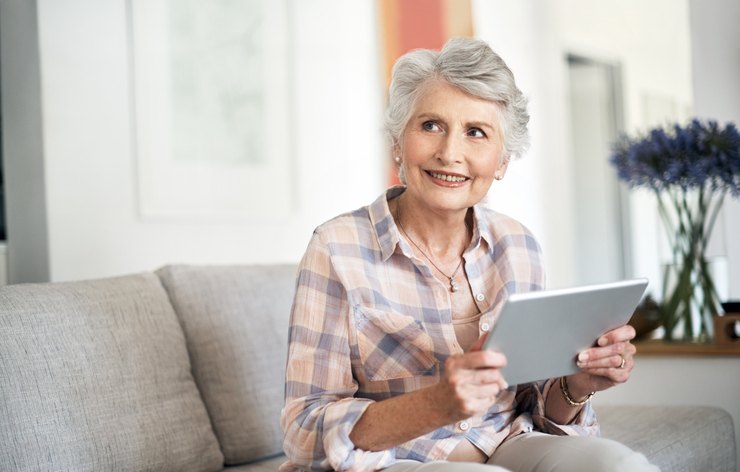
[128,0,293,220]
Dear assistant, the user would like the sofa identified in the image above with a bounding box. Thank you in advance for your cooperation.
[0,264,736,471]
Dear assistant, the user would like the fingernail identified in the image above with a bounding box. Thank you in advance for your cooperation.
[598,337,608,346]
[578,351,588,362]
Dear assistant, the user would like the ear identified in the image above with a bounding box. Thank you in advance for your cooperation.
[494,158,510,180]
[392,142,401,159]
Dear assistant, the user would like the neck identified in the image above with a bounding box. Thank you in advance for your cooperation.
[394,194,471,258]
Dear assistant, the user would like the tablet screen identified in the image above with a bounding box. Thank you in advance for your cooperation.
[482,278,648,385]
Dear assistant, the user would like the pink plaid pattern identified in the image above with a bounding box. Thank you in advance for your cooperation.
[280,187,598,471]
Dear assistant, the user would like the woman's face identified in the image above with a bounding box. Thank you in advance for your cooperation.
[397,80,507,215]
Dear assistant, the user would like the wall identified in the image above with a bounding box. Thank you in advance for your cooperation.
[474,0,694,290]
[552,0,696,298]
[471,0,547,258]
[2,0,738,295]
[4,0,384,283]
[689,0,740,300]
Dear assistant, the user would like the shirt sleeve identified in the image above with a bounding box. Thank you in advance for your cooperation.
[515,379,600,437]
[281,230,396,471]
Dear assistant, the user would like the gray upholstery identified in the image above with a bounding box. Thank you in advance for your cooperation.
[157,264,296,465]
[599,404,737,472]
[230,406,739,471]
[224,455,287,471]
[0,265,736,471]
[0,273,223,472]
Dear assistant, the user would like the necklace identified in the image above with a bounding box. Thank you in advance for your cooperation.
[395,201,465,293]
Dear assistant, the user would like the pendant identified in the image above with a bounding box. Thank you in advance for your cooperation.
[450,278,459,292]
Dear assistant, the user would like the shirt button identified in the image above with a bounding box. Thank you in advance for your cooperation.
[481,322,490,332]
[475,293,485,302]
[459,421,470,431]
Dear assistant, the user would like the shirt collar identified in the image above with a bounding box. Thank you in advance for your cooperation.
[369,186,495,261]
[471,203,495,251]
[369,186,405,261]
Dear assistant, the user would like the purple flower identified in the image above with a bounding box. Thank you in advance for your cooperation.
[610,119,740,196]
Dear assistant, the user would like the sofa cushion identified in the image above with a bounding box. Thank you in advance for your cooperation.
[224,454,286,471]
[157,264,296,465]
[0,273,224,472]
[598,404,736,472]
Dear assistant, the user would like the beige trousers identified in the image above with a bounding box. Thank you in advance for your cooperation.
[383,432,660,472]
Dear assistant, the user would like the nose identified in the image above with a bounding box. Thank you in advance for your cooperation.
[437,133,463,165]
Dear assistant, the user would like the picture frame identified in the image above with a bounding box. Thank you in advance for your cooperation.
[128,0,293,220]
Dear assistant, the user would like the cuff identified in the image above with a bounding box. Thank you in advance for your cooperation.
[322,398,397,471]
[532,379,600,437]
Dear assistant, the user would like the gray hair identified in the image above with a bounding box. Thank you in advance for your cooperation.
[385,37,530,162]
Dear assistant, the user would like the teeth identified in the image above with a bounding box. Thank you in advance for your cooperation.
[429,171,467,182]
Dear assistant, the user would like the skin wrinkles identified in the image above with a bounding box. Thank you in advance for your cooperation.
[396,80,508,222]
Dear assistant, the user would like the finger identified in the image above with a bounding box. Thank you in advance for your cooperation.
[581,363,632,384]
[445,356,508,394]
[469,332,490,352]
[581,353,634,375]
[578,341,636,366]
[450,375,508,415]
[447,361,509,391]
[451,350,507,370]
[464,390,505,417]
[596,324,637,347]
[471,367,508,387]
[462,380,508,398]
[577,352,629,370]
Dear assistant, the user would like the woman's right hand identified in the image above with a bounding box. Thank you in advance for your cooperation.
[434,335,509,421]
[350,334,508,451]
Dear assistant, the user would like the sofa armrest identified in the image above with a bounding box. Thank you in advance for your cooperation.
[598,405,736,472]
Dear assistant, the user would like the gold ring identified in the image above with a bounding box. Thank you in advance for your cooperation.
[618,355,626,369]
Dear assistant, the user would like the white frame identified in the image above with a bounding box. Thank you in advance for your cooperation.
[128,0,292,220]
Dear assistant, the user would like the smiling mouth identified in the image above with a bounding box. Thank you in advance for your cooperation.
[426,170,469,183]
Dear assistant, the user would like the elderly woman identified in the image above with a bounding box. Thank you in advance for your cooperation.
[280,37,657,472]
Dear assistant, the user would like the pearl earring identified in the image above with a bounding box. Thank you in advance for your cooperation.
[394,156,401,164]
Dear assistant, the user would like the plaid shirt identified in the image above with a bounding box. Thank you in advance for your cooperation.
[281,187,598,471]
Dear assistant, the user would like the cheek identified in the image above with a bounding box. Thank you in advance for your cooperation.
[403,135,433,161]
[471,152,502,178]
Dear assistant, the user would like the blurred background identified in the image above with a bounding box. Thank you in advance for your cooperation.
[1,0,738,301]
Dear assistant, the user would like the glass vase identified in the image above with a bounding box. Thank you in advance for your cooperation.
[658,188,725,342]
[661,258,723,342]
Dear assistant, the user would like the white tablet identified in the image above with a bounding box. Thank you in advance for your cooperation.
[482,278,648,385]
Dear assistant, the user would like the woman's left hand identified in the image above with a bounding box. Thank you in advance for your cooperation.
[568,324,637,395]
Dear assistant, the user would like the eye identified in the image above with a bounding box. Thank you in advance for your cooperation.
[422,121,440,132]
[467,128,487,138]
